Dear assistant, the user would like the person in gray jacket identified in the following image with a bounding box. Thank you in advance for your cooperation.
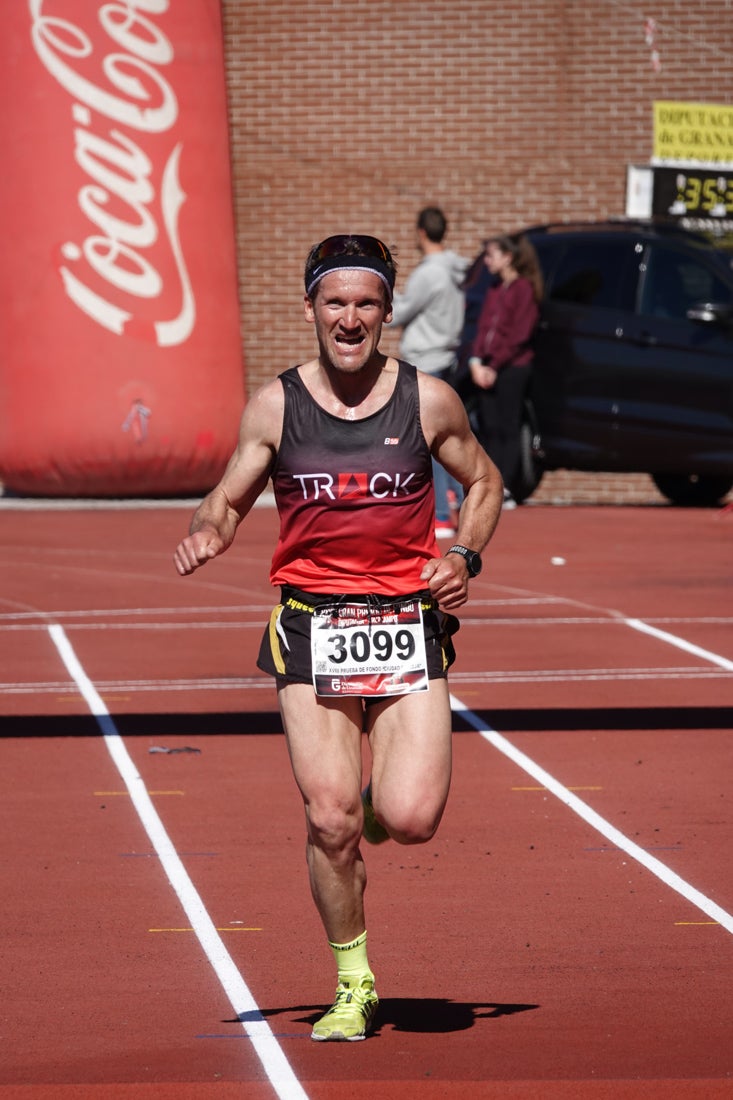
[389,207,470,537]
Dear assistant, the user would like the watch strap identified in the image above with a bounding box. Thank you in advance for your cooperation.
[446,544,481,576]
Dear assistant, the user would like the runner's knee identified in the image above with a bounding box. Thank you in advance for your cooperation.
[382,802,444,846]
[307,799,361,856]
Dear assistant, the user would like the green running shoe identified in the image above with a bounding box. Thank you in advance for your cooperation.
[311,975,379,1041]
[361,782,390,845]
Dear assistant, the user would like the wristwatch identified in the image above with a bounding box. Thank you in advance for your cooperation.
[447,544,482,577]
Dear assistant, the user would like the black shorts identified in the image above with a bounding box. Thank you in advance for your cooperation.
[257,586,459,696]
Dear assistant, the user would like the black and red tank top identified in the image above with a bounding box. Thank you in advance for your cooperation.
[269,361,439,595]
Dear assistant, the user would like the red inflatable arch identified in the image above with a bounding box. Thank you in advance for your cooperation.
[1,1,244,496]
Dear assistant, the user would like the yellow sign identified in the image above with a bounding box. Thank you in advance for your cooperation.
[654,101,733,163]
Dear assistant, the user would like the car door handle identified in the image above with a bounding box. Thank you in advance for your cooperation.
[635,330,658,347]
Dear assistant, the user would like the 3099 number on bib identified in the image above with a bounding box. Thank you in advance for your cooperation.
[311,600,428,697]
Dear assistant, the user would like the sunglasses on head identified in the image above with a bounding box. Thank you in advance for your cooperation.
[312,234,393,265]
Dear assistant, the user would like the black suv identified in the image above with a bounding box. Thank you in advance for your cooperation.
[513,220,733,506]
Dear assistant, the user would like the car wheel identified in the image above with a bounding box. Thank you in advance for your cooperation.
[651,472,733,507]
[510,415,544,503]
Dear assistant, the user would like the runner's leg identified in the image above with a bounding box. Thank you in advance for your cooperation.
[278,682,367,943]
[365,679,453,844]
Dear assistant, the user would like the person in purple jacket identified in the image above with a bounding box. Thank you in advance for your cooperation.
[468,235,544,508]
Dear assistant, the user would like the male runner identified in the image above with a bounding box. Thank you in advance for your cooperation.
[174,233,503,1041]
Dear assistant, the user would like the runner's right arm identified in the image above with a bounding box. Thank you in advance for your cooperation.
[173,380,283,576]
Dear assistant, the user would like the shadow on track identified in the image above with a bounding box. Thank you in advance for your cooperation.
[233,998,539,1036]
[2,706,731,737]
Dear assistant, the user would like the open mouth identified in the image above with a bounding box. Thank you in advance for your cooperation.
[335,333,365,348]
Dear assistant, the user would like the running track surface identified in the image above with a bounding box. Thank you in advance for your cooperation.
[1,500,731,1099]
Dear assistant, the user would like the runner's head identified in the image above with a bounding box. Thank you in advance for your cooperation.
[305,235,397,306]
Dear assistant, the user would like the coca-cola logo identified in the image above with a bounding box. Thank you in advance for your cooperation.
[29,0,195,346]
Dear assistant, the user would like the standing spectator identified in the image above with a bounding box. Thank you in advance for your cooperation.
[389,207,470,537]
[453,244,497,411]
[468,235,544,508]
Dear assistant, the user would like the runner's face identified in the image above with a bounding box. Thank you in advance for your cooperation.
[305,270,393,374]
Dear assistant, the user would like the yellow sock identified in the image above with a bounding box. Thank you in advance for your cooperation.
[328,930,373,983]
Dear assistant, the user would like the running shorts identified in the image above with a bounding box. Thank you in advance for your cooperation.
[257,585,459,693]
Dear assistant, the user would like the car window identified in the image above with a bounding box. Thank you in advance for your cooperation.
[546,240,636,310]
[639,246,733,319]
[531,238,565,287]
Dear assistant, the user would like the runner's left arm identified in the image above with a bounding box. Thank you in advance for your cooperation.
[418,373,503,609]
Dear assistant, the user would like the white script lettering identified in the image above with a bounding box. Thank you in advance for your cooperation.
[29,0,196,346]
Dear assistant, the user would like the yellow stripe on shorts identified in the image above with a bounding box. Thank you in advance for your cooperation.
[268,604,287,675]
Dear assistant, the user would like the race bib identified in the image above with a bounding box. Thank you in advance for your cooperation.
[311,600,429,697]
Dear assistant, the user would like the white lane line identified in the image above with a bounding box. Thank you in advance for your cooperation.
[450,693,733,936]
[624,617,733,671]
[3,665,730,699]
[0,605,262,620]
[48,624,309,1100]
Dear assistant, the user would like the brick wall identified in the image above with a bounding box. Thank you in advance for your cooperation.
[219,0,733,505]
[221,0,733,388]
[529,471,731,507]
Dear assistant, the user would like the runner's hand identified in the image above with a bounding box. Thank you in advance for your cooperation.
[174,530,225,575]
[420,555,469,610]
